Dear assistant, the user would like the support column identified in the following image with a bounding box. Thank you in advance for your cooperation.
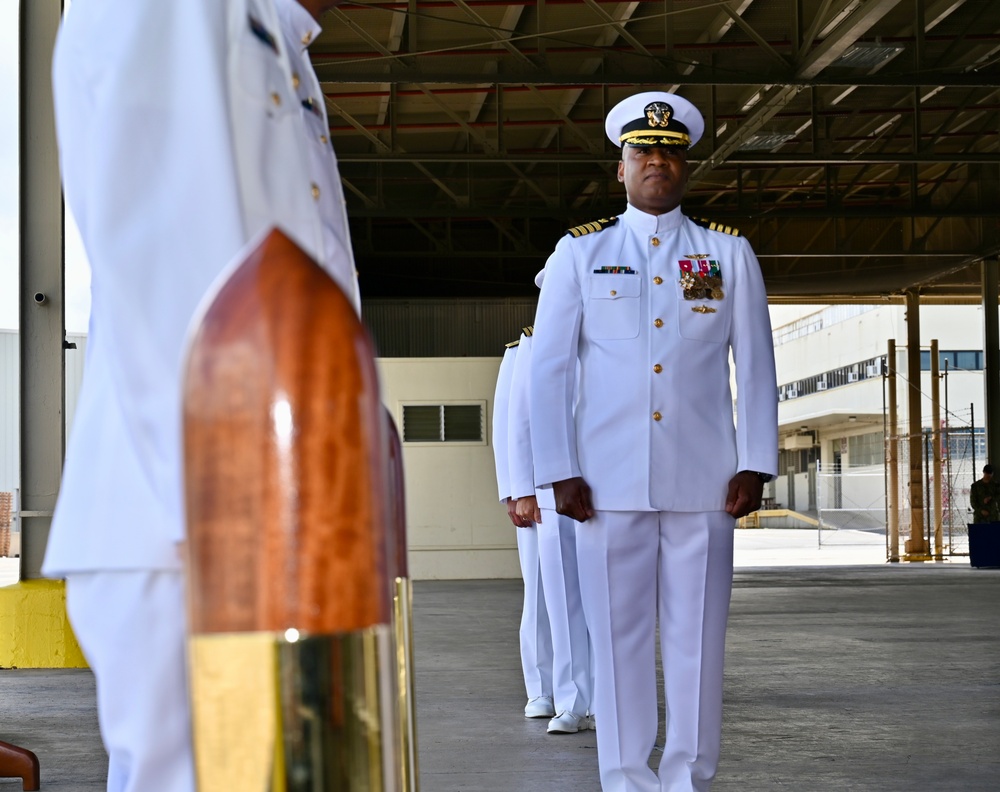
[983,259,1000,469]
[930,339,943,559]
[2,2,91,670]
[887,339,899,562]
[904,290,927,558]
[19,0,65,580]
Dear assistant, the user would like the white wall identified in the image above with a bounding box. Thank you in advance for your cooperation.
[377,357,519,581]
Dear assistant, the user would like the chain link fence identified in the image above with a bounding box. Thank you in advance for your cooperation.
[816,464,888,548]
[816,407,981,556]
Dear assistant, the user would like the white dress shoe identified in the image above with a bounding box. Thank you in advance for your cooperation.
[524,696,555,718]
[546,711,587,734]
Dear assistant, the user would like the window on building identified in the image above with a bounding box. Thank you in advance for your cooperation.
[401,403,485,443]
[945,427,986,460]
[920,350,983,371]
[778,447,818,475]
[848,432,884,467]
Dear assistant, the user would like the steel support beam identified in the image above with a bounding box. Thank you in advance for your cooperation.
[982,258,1000,470]
[904,290,928,557]
[19,1,64,580]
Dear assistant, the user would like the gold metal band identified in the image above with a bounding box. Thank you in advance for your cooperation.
[619,129,691,146]
[190,625,396,791]
[394,577,420,791]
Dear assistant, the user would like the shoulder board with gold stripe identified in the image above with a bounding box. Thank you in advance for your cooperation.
[505,339,520,348]
[689,216,741,237]
[522,326,533,337]
[565,216,619,238]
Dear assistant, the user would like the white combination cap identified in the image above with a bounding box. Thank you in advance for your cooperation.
[605,91,704,149]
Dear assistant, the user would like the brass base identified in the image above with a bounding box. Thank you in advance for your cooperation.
[394,578,419,792]
[189,625,396,791]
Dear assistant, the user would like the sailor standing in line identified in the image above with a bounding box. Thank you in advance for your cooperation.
[508,273,594,735]
[529,91,778,792]
[492,337,555,719]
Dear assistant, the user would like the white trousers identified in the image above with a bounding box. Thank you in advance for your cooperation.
[576,511,735,792]
[538,507,592,716]
[517,524,553,699]
[66,571,195,792]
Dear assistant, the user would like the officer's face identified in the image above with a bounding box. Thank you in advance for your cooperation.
[617,144,688,215]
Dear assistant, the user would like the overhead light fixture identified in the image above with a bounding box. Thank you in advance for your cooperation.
[833,42,905,70]
[737,132,796,152]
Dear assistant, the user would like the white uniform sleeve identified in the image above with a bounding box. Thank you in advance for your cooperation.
[730,236,778,477]
[530,238,584,487]
[51,1,247,549]
[508,334,536,500]
[492,347,518,501]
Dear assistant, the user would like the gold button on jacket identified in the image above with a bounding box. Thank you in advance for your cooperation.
[653,411,662,421]
[653,318,663,328]
[653,276,663,285]
[651,238,660,246]
[653,364,663,374]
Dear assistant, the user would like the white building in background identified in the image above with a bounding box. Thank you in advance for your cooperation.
[769,304,987,544]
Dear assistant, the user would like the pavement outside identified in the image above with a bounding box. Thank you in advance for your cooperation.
[2,530,998,791]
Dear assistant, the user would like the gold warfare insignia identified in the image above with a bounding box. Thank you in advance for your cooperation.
[645,102,673,128]
[678,259,724,300]
[691,305,717,314]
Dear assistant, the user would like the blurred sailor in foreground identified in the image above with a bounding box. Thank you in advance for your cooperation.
[529,91,777,791]
[45,1,358,790]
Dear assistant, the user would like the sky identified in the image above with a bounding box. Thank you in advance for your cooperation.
[1,3,91,334]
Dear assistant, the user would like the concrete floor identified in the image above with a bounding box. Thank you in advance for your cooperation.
[2,560,999,790]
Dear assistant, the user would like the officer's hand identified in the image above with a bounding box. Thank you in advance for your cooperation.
[725,471,764,519]
[553,477,595,523]
[515,495,542,524]
[506,498,532,528]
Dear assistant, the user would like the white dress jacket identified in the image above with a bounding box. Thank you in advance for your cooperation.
[529,203,778,513]
[492,345,518,502]
[507,334,556,511]
[45,0,359,576]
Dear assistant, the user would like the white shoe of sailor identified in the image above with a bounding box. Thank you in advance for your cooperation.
[546,711,588,734]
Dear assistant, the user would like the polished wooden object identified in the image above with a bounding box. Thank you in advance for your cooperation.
[0,741,39,791]
[184,229,389,635]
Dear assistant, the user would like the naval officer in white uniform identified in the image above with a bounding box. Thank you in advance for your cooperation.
[46,2,359,790]
[529,91,778,792]
[508,272,593,735]
[492,337,555,719]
